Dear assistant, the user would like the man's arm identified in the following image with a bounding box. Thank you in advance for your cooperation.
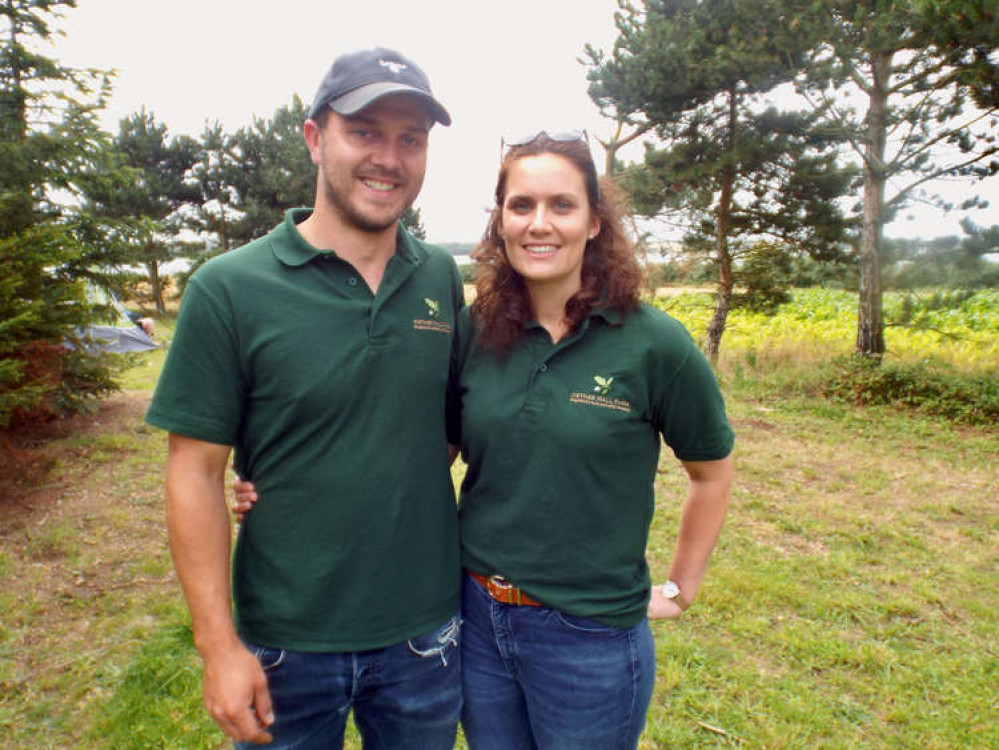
[166,433,273,743]
[648,455,733,619]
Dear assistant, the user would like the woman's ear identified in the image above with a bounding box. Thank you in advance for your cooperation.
[588,218,601,240]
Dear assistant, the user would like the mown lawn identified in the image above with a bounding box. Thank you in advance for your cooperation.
[0,292,996,749]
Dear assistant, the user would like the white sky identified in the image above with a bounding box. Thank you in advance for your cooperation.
[52,0,996,244]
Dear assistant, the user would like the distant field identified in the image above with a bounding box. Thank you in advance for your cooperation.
[653,287,999,372]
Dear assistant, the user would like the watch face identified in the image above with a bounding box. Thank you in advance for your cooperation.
[661,581,680,599]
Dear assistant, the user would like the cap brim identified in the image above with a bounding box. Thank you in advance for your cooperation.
[327,81,451,126]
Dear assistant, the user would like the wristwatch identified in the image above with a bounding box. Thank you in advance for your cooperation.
[661,580,690,611]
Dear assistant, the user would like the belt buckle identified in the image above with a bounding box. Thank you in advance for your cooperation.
[488,575,520,605]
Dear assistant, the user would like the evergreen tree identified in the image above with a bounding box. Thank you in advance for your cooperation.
[588,0,852,358]
[191,120,239,253]
[0,0,121,427]
[226,95,314,245]
[798,0,999,356]
[401,205,427,240]
[83,109,200,313]
[886,220,999,289]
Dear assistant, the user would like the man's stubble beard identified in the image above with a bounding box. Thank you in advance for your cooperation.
[320,173,408,235]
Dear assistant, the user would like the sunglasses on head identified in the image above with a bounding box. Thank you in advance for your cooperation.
[500,129,589,159]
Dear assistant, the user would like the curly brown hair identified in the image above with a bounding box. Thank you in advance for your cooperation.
[470,133,642,358]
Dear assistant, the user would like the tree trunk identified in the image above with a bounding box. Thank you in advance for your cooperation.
[856,51,891,358]
[219,203,230,251]
[705,90,737,362]
[146,259,165,315]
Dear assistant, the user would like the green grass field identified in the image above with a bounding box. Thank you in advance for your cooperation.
[1,290,996,749]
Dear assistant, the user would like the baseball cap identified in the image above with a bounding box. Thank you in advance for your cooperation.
[309,47,451,126]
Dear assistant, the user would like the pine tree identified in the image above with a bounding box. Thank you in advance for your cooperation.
[83,109,200,314]
[226,95,315,245]
[799,0,999,356]
[588,0,852,358]
[0,0,121,427]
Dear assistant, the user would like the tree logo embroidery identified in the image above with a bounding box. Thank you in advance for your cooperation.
[413,298,451,335]
[593,375,615,395]
[569,374,630,413]
[379,60,407,75]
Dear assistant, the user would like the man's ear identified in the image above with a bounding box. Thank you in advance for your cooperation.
[303,119,322,166]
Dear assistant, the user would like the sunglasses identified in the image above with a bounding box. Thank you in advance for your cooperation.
[499,129,589,159]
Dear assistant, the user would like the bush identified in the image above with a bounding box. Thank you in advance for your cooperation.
[643,261,684,290]
[820,355,999,426]
[732,242,794,313]
[0,227,122,428]
[459,263,477,285]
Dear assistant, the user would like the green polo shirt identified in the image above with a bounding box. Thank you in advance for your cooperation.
[452,303,734,628]
[146,208,463,652]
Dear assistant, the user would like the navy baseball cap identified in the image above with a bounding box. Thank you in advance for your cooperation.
[309,47,451,126]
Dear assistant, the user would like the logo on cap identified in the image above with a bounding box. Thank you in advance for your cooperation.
[379,60,408,75]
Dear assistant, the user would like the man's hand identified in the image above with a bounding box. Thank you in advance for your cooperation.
[202,641,274,744]
[647,584,684,620]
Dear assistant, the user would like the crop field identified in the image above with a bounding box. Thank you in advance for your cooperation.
[654,287,999,373]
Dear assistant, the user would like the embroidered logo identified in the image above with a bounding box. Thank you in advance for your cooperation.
[413,298,451,335]
[569,374,631,413]
[379,59,407,75]
[593,375,614,395]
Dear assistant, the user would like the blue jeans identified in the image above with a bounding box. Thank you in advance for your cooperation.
[236,614,462,749]
[461,573,655,750]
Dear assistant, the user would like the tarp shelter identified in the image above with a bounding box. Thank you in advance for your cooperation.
[82,284,159,353]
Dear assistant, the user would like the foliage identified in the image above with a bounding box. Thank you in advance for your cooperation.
[819,354,998,425]
[652,287,998,372]
[0,0,123,427]
[459,263,477,285]
[731,241,795,312]
[587,0,854,358]
[82,109,200,314]
[401,205,427,239]
[885,219,999,289]
[189,120,239,253]
[224,95,315,247]
[796,0,999,355]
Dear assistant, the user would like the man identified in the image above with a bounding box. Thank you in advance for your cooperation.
[146,48,463,749]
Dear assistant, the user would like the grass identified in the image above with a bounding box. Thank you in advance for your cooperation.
[1,292,996,748]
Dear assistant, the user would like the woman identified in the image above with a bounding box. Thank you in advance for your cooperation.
[235,131,734,749]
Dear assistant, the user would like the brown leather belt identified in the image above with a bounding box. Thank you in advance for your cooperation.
[468,571,542,607]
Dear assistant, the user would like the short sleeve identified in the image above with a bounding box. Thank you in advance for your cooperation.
[144,276,245,445]
[651,328,734,462]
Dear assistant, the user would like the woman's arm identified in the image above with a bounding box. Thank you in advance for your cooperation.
[648,454,733,619]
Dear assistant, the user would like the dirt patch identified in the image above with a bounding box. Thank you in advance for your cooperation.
[0,391,177,744]
[0,392,149,514]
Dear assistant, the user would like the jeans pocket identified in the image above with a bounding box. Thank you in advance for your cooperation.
[550,610,625,636]
[250,644,287,673]
[407,615,462,667]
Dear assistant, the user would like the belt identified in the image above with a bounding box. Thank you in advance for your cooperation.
[468,571,542,607]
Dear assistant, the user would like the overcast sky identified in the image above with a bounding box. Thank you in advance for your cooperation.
[53,0,996,244]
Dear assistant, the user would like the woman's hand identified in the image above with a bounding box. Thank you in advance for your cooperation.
[647,583,685,620]
[231,477,258,523]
